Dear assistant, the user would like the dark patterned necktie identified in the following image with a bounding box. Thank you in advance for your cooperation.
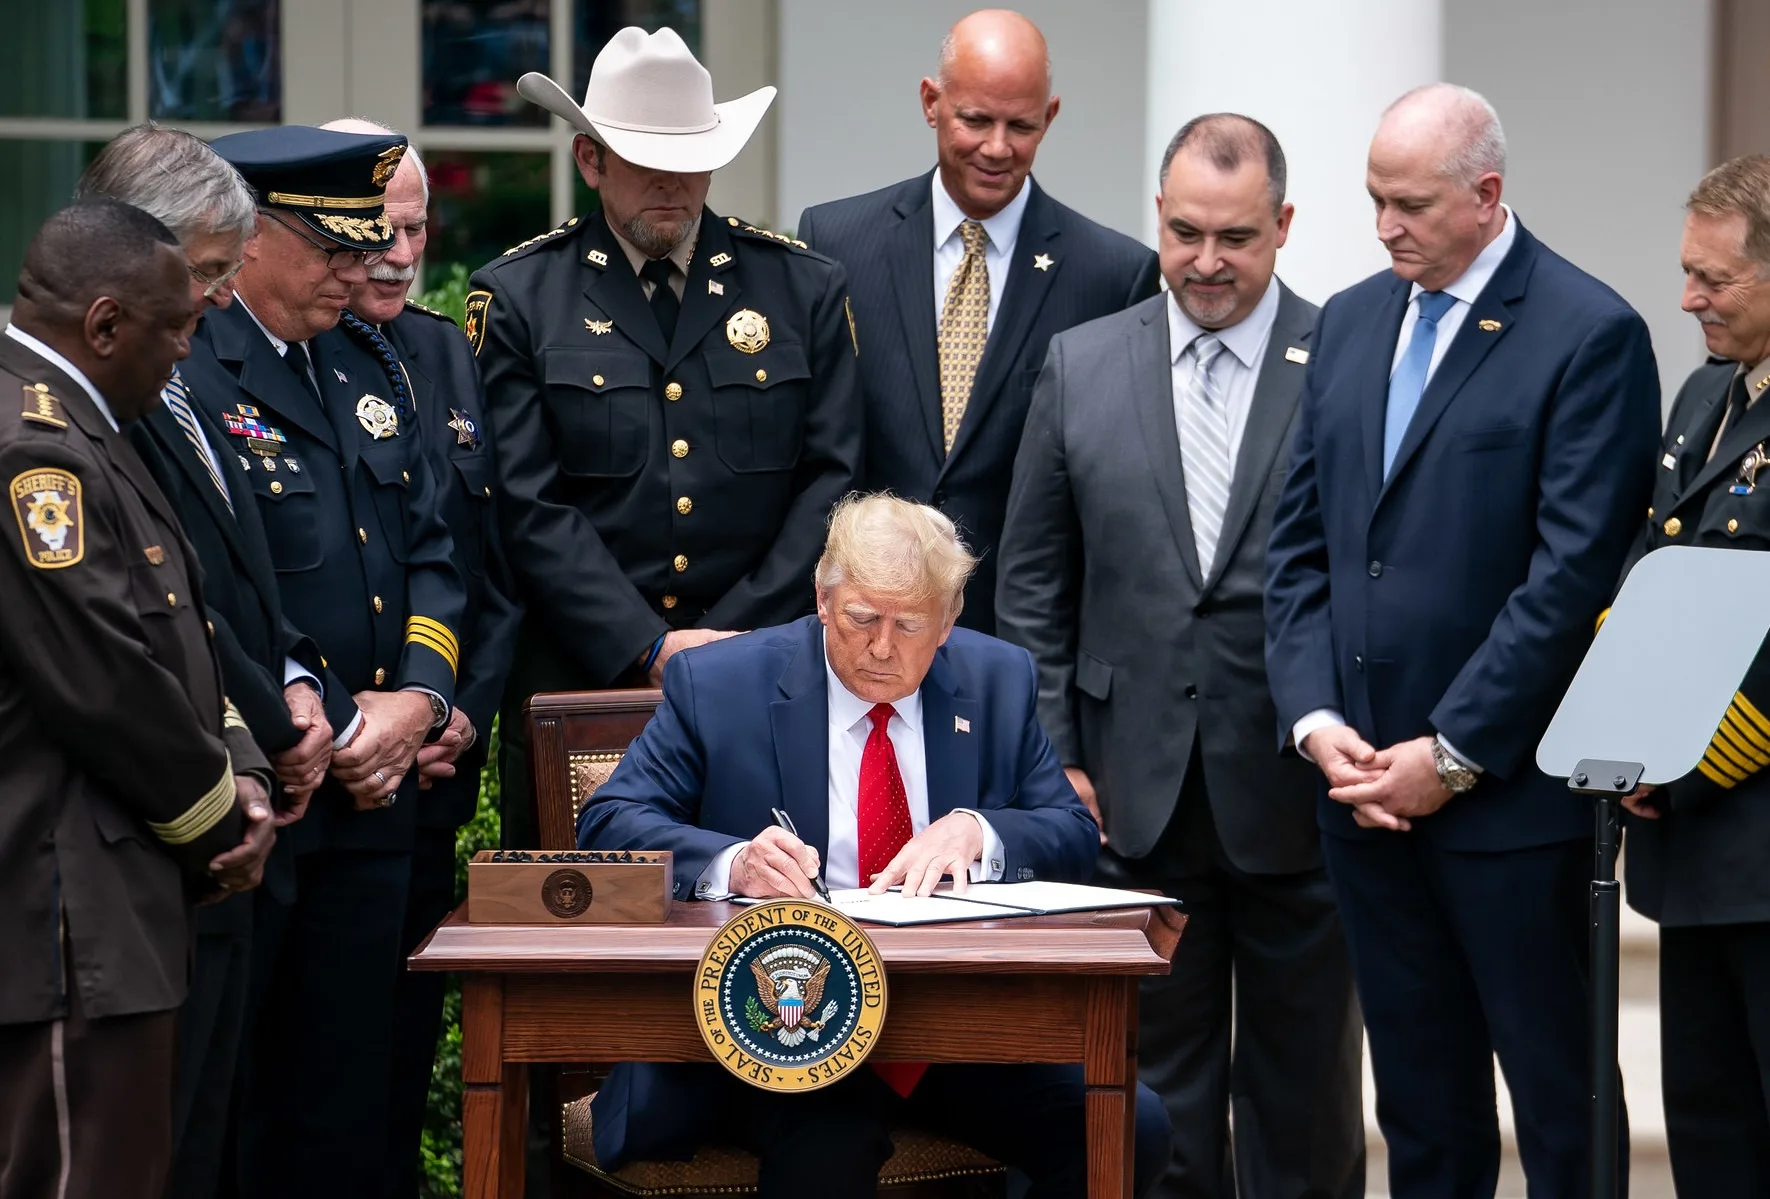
[160,370,231,513]
[640,258,679,343]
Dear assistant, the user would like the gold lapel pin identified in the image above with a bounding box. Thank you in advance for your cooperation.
[585,319,613,335]
[1477,319,1502,332]
[587,249,609,268]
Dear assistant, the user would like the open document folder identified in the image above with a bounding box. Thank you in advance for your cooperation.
[736,882,1181,927]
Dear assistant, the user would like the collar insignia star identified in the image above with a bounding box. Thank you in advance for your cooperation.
[1032,253,1054,272]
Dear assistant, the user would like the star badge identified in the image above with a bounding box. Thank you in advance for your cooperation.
[1032,253,1054,272]
[447,407,481,449]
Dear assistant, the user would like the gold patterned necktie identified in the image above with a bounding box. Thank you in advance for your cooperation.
[937,219,990,454]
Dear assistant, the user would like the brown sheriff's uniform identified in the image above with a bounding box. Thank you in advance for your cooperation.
[0,332,266,1199]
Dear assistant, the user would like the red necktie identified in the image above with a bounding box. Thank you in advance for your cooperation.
[857,703,928,1097]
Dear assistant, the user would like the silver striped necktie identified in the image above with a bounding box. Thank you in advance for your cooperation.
[1179,334,1231,576]
[160,370,232,513]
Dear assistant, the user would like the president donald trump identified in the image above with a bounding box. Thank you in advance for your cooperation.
[579,493,1168,1197]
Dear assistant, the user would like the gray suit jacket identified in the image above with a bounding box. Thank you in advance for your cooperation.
[997,282,1322,872]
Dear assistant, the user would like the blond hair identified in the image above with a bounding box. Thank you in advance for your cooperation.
[815,493,977,615]
[1689,155,1770,272]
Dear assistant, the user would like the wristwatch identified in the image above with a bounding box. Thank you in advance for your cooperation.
[426,691,448,732]
[1431,738,1478,794]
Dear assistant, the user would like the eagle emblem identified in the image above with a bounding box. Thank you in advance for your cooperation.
[747,946,839,1047]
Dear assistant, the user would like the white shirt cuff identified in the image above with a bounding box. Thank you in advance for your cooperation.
[695,841,748,900]
[954,809,1005,882]
[1436,733,1484,774]
[1291,709,1346,763]
[332,709,364,750]
[283,657,321,696]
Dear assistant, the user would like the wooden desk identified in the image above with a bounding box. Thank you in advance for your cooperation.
[411,901,1183,1199]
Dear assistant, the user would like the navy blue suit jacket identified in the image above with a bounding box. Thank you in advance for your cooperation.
[1264,218,1660,850]
[577,613,1096,1168]
[798,174,1158,634]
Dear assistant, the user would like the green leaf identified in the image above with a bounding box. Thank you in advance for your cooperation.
[745,994,770,1033]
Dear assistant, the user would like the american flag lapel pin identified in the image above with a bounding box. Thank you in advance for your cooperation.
[954,716,970,733]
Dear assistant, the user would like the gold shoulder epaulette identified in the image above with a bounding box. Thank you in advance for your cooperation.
[726,215,810,250]
[501,215,582,258]
[404,299,456,324]
[20,383,67,429]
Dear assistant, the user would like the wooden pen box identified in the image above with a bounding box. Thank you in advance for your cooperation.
[466,850,673,924]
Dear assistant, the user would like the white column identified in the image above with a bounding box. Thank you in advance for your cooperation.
[1142,0,1443,305]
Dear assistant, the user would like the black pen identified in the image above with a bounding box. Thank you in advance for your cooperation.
[770,807,832,903]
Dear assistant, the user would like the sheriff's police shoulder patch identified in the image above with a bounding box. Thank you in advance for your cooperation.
[695,900,886,1093]
[10,467,84,569]
[463,290,492,356]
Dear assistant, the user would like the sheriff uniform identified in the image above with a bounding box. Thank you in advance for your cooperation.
[1620,353,1770,1195]
[471,209,861,845]
[0,329,267,1198]
[380,298,521,1193]
[193,128,467,1198]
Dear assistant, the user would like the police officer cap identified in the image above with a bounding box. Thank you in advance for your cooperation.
[210,126,407,254]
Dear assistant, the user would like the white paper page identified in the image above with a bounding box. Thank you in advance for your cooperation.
[732,888,1027,924]
[947,881,1178,914]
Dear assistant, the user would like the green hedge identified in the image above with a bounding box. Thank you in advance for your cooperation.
[409,267,499,1198]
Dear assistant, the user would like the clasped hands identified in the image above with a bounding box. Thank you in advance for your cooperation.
[729,812,985,900]
[331,690,438,810]
[1302,727,1455,832]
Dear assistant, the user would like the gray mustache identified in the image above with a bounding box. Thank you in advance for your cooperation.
[369,263,416,284]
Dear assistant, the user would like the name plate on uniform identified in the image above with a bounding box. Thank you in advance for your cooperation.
[466,849,672,924]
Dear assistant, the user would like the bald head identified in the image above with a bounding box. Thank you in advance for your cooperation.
[320,117,429,322]
[921,9,1059,220]
[1366,82,1508,292]
[938,9,1050,95]
[1374,83,1506,187]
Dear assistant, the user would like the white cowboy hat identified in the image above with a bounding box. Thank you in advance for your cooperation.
[516,27,775,174]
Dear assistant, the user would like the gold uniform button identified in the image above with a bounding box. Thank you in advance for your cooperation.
[401,470,410,484]
[206,621,214,637]
[270,480,284,495]
[1647,507,1654,519]
[728,216,739,226]
[373,595,384,613]
[673,554,688,573]
[665,381,683,401]
[358,527,368,544]
[671,439,689,458]
[661,594,678,609]
[166,592,177,607]
[592,374,605,387]
[1729,518,1740,533]
[1664,517,1682,537]
[677,496,693,515]
[374,667,387,685]
[483,486,491,497]
[755,369,767,383]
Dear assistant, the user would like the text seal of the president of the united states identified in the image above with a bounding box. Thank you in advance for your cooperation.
[695,900,887,1092]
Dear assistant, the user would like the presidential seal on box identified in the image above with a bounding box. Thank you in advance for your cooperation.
[695,900,886,1092]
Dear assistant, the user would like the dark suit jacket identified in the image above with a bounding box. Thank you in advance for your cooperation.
[1264,218,1661,851]
[998,283,1322,871]
[1623,359,1770,925]
[576,614,1096,1170]
[384,304,522,830]
[798,173,1158,634]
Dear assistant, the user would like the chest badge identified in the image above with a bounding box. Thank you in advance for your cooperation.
[448,407,481,449]
[726,309,770,354]
[356,394,400,439]
[584,318,613,336]
[1731,443,1767,495]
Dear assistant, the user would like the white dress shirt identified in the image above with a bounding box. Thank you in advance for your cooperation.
[698,631,1006,897]
[1291,207,1519,770]
[931,172,1031,336]
[5,325,121,430]
[1168,276,1282,476]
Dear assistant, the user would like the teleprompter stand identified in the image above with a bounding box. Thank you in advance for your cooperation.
[1539,546,1770,1199]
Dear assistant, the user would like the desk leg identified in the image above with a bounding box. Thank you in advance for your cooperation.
[461,976,529,1199]
[1084,977,1136,1199]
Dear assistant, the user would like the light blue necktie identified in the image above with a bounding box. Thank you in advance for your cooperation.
[1383,290,1456,477]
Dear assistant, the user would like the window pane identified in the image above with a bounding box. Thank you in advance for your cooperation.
[0,142,107,306]
[148,0,282,122]
[572,2,700,98]
[423,0,551,127]
[0,3,126,119]
[424,150,552,281]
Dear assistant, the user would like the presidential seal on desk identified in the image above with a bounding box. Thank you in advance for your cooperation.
[695,900,887,1092]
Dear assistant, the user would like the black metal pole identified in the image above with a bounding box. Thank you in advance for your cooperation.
[1589,789,1621,1199]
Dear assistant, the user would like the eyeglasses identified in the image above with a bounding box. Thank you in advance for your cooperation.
[188,258,245,299]
[260,210,388,271]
